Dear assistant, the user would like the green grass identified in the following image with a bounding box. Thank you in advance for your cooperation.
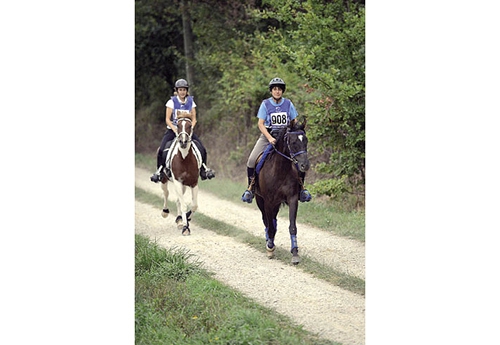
[135,234,340,345]
[198,177,365,242]
[136,187,365,296]
[135,152,365,242]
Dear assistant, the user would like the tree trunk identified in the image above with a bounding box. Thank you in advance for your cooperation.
[181,0,195,96]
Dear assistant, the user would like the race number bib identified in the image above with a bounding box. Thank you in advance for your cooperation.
[176,110,191,119]
[270,112,288,127]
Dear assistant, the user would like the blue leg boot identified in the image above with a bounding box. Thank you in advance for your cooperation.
[299,188,312,202]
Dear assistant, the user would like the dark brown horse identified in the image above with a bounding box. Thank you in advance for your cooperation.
[254,120,310,264]
[160,116,201,235]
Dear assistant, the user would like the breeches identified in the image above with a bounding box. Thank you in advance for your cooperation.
[246,134,269,168]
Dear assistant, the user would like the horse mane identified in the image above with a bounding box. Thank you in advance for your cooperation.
[177,111,192,121]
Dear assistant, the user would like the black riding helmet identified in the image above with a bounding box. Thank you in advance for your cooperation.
[269,77,286,92]
[175,78,189,90]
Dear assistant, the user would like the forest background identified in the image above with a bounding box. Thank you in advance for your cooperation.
[135,0,365,207]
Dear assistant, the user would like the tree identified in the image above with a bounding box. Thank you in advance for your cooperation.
[181,0,195,93]
[135,0,365,204]
[193,0,365,198]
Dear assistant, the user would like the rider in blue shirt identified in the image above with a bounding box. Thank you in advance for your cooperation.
[241,77,311,203]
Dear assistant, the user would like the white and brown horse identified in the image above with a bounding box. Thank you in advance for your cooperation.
[160,115,201,235]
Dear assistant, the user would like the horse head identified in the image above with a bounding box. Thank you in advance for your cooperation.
[177,117,193,149]
[285,118,310,172]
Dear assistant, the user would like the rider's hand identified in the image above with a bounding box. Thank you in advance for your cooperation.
[268,137,277,145]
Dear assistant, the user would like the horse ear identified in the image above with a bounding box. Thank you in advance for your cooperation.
[293,117,306,131]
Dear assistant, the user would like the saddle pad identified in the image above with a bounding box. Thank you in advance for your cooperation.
[255,144,274,175]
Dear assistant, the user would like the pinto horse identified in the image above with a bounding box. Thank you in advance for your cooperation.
[160,115,201,235]
[254,120,310,264]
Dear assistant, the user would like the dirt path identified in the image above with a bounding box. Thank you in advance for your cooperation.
[135,167,365,345]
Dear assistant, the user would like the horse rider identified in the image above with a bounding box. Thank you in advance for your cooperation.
[241,77,311,203]
[150,78,215,183]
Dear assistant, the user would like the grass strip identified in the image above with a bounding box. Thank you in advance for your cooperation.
[136,234,341,345]
[136,187,365,296]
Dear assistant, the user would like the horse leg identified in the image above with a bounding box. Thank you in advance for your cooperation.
[175,198,183,230]
[160,181,170,218]
[266,218,278,258]
[176,185,197,235]
[256,196,274,258]
[178,185,191,236]
[288,198,300,265]
[265,206,279,259]
[190,185,198,214]
[171,181,186,231]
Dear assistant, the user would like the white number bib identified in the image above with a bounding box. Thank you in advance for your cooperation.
[270,112,288,127]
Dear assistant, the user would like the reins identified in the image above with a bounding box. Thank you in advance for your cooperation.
[273,130,307,165]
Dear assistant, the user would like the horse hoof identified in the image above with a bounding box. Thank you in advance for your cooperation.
[266,245,276,259]
[161,209,169,218]
[175,216,183,229]
[182,226,191,236]
[291,255,300,265]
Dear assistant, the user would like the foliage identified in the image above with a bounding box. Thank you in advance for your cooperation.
[250,0,366,197]
[135,0,365,203]
[135,0,184,110]
[309,176,348,198]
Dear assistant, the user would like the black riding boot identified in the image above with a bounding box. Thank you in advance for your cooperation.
[150,148,170,183]
[200,158,215,180]
[241,167,255,203]
[196,141,215,180]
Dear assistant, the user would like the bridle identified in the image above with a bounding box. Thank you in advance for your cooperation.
[177,118,192,137]
[274,130,307,165]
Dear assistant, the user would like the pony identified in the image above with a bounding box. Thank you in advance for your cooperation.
[253,119,310,264]
[160,115,202,235]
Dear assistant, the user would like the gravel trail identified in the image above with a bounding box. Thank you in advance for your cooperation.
[135,167,365,345]
[135,168,365,280]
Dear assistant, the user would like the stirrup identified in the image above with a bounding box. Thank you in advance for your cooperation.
[150,173,161,183]
[151,165,169,183]
[205,168,215,179]
[150,165,163,183]
[299,189,312,202]
[200,165,215,180]
[241,190,254,203]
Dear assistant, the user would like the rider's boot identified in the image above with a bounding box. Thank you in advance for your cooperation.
[200,163,215,180]
[300,189,312,202]
[299,171,312,202]
[241,167,255,203]
[151,148,171,183]
[150,165,166,183]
